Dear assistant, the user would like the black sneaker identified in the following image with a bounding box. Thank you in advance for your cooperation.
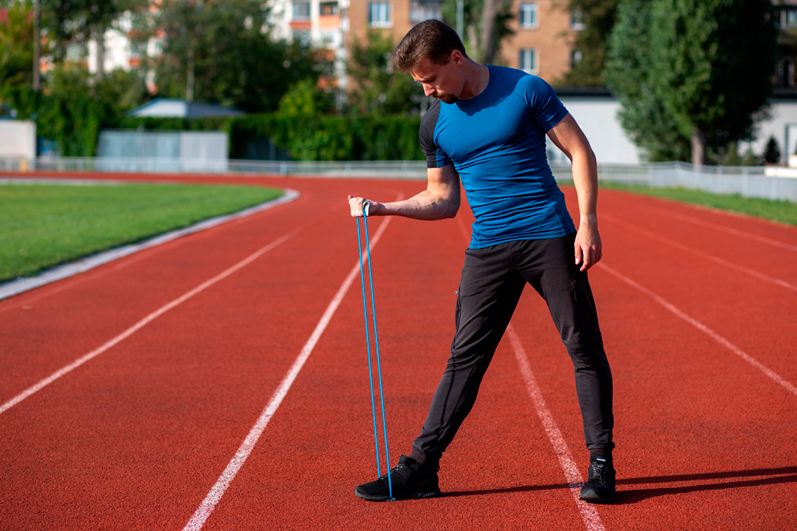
[355,455,441,501]
[579,456,616,504]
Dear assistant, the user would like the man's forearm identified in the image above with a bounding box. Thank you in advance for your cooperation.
[571,149,599,225]
[376,189,459,220]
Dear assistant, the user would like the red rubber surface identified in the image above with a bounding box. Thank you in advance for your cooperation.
[1,172,795,530]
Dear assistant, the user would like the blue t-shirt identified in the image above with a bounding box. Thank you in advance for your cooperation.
[420,65,575,249]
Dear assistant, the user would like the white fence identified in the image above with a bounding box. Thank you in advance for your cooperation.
[95,130,229,173]
[0,158,795,202]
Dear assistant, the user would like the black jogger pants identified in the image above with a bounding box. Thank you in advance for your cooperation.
[410,233,614,467]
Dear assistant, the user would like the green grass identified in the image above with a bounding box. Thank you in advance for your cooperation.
[596,182,797,227]
[0,182,283,283]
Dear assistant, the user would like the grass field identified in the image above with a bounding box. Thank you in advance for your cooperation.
[597,181,797,226]
[0,182,282,283]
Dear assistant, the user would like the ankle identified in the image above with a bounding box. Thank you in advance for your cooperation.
[408,449,440,471]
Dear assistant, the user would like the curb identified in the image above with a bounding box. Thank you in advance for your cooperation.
[0,188,300,301]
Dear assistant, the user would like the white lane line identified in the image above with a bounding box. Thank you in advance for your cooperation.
[507,325,606,531]
[647,205,797,252]
[598,262,797,398]
[182,215,395,531]
[0,230,300,416]
[602,213,797,293]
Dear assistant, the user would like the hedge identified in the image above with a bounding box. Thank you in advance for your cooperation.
[3,86,424,161]
[116,114,424,161]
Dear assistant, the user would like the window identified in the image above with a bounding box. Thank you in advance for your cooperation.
[410,1,442,23]
[781,7,797,28]
[519,48,537,73]
[368,2,391,27]
[519,3,537,29]
[319,30,340,48]
[571,8,585,30]
[292,30,311,46]
[570,49,582,68]
[293,1,310,20]
[320,1,339,16]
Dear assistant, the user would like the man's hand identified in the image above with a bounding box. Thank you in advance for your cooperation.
[574,218,602,272]
[348,196,383,217]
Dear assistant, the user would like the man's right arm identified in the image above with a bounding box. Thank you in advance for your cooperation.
[348,164,461,220]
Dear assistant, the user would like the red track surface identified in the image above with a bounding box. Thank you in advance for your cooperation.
[1,173,795,530]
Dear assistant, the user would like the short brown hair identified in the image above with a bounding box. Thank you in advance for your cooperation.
[395,20,467,73]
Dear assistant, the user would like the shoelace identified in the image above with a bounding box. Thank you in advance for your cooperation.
[379,463,404,481]
[591,462,605,484]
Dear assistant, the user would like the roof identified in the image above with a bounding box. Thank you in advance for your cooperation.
[128,98,244,118]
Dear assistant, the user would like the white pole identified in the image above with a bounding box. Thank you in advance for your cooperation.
[456,0,464,39]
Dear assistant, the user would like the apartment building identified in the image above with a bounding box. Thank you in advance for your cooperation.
[271,0,581,89]
[502,0,583,83]
[269,0,349,91]
[774,0,797,88]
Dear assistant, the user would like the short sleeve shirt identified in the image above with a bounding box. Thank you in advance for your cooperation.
[420,65,575,249]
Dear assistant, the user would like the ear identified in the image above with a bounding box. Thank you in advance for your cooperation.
[450,50,464,66]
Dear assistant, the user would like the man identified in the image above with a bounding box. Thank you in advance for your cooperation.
[347,20,615,504]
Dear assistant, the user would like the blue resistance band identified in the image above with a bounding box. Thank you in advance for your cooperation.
[356,201,393,500]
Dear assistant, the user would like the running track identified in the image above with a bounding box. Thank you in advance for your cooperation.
[1,173,795,530]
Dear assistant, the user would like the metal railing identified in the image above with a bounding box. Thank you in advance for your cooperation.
[1,157,794,201]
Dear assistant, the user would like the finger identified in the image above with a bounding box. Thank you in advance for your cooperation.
[348,196,364,217]
[580,252,591,271]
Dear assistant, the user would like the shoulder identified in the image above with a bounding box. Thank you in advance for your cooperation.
[421,99,442,128]
[420,99,442,140]
[419,99,442,149]
[515,72,556,96]
[489,66,556,102]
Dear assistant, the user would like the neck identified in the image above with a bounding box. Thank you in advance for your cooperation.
[459,60,490,100]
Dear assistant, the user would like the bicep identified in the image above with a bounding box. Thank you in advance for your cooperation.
[546,113,593,161]
[426,165,461,218]
[427,164,460,200]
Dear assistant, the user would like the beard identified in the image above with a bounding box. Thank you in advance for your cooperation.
[435,92,458,104]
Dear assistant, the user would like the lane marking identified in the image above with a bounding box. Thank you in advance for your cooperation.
[0,230,300,416]
[646,205,797,252]
[183,215,395,531]
[507,325,606,531]
[602,213,797,293]
[598,262,797,397]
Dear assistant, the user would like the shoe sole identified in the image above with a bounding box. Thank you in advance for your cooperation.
[354,488,441,502]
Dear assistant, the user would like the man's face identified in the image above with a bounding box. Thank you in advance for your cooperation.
[410,54,462,104]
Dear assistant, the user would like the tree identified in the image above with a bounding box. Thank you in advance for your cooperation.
[557,0,618,87]
[763,136,781,165]
[605,0,778,164]
[347,30,422,115]
[276,79,335,117]
[36,0,147,68]
[0,3,34,91]
[440,0,515,64]
[603,0,689,161]
[151,0,327,113]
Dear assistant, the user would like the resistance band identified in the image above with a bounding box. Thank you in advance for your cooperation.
[356,201,394,500]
